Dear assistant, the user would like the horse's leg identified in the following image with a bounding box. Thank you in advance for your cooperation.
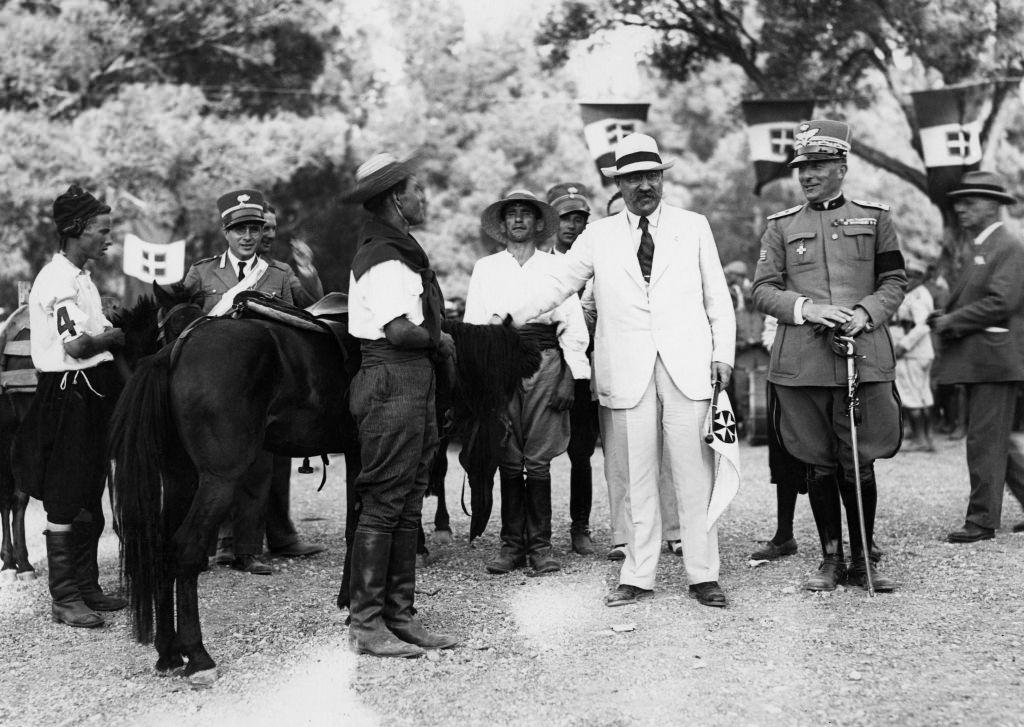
[0,495,14,580]
[173,471,234,684]
[337,448,361,611]
[431,435,452,544]
[11,488,34,578]
[155,464,196,675]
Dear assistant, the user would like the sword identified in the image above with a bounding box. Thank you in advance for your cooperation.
[839,335,874,596]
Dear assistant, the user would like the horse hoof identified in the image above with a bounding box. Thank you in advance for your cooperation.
[187,668,218,689]
[16,570,37,581]
[0,570,15,584]
[431,530,453,545]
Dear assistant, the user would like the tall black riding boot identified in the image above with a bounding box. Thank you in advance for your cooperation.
[525,475,559,573]
[802,471,845,591]
[384,528,458,649]
[840,467,895,592]
[485,473,528,574]
[73,517,127,611]
[45,530,104,628]
[347,529,423,658]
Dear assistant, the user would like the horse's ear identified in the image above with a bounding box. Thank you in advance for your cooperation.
[153,281,174,306]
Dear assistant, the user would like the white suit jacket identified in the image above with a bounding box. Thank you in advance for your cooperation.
[512,203,735,409]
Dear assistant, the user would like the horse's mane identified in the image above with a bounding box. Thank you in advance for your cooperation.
[442,320,540,418]
[109,295,159,333]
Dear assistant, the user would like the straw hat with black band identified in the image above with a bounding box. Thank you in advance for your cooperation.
[344,152,420,205]
[600,133,674,178]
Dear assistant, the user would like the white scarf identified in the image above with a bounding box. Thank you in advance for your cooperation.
[209,256,269,317]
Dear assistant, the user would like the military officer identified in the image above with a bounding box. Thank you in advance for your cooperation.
[182,189,303,575]
[752,119,907,593]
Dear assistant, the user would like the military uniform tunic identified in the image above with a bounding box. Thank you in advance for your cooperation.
[753,195,907,467]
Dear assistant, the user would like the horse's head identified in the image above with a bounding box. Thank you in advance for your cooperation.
[109,296,161,368]
[152,281,205,347]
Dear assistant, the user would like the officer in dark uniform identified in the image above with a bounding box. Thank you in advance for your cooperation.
[752,119,906,593]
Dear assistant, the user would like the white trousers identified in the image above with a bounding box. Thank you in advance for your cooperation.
[600,357,719,588]
[601,409,681,543]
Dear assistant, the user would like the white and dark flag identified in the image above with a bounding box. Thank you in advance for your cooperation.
[122,233,186,284]
[704,388,741,531]
[578,101,650,185]
[911,83,990,207]
[741,99,815,195]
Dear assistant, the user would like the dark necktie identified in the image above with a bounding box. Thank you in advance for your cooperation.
[237,261,246,281]
[637,216,654,282]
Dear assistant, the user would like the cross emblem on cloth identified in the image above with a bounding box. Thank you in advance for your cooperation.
[945,129,972,158]
[796,243,807,256]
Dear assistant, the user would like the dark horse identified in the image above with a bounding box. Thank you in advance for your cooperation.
[0,291,203,584]
[109,300,538,685]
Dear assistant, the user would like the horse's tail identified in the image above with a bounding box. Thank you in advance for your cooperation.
[109,346,175,644]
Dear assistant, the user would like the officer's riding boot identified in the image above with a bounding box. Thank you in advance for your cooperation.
[45,530,104,628]
[485,474,528,574]
[840,467,896,592]
[383,528,458,650]
[525,475,560,574]
[802,471,846,591]
[73,516,127,611]
[347,529,424,658]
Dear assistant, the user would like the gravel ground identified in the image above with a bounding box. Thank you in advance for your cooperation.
[2,436,1023,727]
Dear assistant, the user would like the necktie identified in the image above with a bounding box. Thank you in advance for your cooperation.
[237,261,246,281]
[637,216,654,282]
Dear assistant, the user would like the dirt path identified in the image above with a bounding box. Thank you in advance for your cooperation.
[2,439,1023,726]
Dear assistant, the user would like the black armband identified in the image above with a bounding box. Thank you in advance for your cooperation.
[875,250,905,275]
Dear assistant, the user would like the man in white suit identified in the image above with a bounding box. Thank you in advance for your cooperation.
[510,133,736,607]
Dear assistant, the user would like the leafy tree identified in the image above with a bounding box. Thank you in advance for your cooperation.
[539,0,1024,217]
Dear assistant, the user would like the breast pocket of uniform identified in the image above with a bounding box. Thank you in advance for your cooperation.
[841,225,875,261]
[786,231,817,266]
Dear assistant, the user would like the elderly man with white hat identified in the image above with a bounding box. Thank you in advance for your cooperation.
[465,190,589,575]
[344,152,458,658]
[507,134,736,608]
[931,170,1024,542]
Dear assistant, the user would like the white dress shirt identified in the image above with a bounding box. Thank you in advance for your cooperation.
[464,249,590,380]
[347,260,424,340]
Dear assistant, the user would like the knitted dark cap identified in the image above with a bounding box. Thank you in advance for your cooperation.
[53,184,111,236]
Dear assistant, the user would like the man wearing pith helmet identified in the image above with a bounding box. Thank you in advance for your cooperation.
[931,170,1024,542]
[345,152,458,658]
[464,189,589,576]
[507,133,736,608]
[752,118,907,593]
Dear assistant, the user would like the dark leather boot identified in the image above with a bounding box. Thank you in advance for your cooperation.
[348,530,423,658]
[847,557,896,592]
[73,518,127,611]
[839,465,878,566]
[486,473,528,574]
[802,554,847,591]
[525,475,560,574]
[45,530,104,628]
[384,528,458,650]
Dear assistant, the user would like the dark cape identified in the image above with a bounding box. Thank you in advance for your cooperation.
[351,218,443,347]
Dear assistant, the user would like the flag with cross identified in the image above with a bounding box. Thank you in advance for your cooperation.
[911,83,991,209]
[703,383,741,531]
[578,101,650,186]
[122,233,186,284]
[741,99,816,195]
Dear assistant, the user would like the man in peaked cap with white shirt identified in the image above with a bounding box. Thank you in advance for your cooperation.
[507,133,736,608]
[752,118,906,593]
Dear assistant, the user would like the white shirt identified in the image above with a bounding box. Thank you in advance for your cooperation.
[29,253,114,372]
[348,260,424,340]
[464,249,590,379]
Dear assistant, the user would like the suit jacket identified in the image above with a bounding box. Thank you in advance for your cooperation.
[182,252,298,314]
[932,222,1024,384]
[513,203,735,409]
[752,197,906,386]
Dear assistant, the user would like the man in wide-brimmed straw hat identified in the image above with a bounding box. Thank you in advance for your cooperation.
[465,189,589,576]
[931,170,1024,542]
[344,151,458,658]
[753,118,906,594]
[505,133,737,609]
